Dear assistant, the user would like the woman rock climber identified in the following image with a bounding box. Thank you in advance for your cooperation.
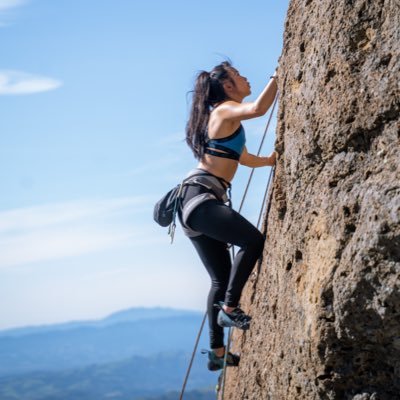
[179,61,278,371]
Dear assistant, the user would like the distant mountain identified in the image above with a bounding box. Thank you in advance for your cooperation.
[103,307,200,324]
[0,308,210,377]
[0,352,218,400]
[0,307,201,338]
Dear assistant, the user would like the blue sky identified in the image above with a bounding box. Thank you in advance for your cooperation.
[0,0,289,329]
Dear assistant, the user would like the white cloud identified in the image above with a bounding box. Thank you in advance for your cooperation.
[0,196,161,268]
[0,196,152,233]
[0,228,132,267]
[0,0,27,26]
[0,0,26,12]
[0,70,62,95]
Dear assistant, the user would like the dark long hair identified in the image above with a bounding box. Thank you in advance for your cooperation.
[185,61,233,159]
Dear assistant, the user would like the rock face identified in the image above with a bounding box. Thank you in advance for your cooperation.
[223,0,400,399]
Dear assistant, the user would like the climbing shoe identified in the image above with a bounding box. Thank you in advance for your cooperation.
[215,302,251,330]
[201,349,240,371]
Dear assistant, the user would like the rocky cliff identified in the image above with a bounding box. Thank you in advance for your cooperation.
[224,0,400,399]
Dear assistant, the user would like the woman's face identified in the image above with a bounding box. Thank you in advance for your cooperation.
[227,67,251,97]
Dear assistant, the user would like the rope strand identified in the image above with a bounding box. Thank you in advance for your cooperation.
[257,167,274,230]
[220,94,279,400]
[237,94,279,213]
[179,312,207,400]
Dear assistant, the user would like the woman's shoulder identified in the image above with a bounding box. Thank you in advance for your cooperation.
[213,100,241,112]
[211,101,241,123]
[213,101,244,124]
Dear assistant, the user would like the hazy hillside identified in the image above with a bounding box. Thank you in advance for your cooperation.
[0,352,217,400]
[0,308,208,377]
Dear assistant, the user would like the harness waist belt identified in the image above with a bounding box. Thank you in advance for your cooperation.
[180,169,231,237]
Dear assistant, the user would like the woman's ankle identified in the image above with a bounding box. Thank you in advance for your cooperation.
[212,346,225,357]
[222,304,235,314]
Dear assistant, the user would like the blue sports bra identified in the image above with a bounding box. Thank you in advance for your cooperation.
[204,124,246,161]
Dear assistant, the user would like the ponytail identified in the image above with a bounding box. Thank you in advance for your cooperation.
[185,61,233,160]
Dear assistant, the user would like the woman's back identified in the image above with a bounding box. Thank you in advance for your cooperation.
[198,109,243,182]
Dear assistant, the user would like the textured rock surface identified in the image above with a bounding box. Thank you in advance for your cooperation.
[223,0,400,399]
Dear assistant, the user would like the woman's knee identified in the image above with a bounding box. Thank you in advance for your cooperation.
[256,231,265,250]
[251,232,265,260]
[244,229,265,252]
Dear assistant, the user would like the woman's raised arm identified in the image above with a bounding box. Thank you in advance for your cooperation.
[217,73,278,121]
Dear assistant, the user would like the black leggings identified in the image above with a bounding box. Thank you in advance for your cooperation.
[186,199,265,350]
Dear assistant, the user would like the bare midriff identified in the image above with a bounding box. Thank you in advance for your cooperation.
[197,154,239,183]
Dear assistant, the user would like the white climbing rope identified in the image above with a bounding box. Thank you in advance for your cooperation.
[179,92,279,400]
[220,93,279,400]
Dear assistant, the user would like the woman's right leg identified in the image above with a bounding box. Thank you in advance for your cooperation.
[189,234,232,351]
[188,200,265,309]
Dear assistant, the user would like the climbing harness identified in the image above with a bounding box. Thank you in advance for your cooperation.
[179,170,232,238]
[154,170,231,243]
[178,92,279,399]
